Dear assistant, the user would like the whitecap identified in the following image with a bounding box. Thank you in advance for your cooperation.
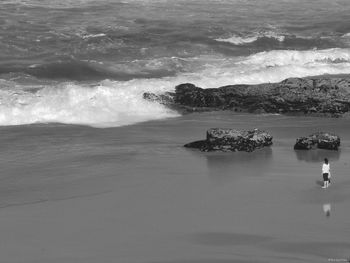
[215,31,286,45]
[81,33,107,40]
[215,35,259,45]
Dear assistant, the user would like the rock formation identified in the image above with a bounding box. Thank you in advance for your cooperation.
[143,77,350,116]
[294,132,340,150]
[184,128,273,152]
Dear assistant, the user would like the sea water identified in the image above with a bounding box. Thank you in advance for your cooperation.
[1,0,350,127]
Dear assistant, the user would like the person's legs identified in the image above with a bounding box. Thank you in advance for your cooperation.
[322,173,328,188]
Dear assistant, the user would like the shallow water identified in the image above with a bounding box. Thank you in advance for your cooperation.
[0,112,349,262]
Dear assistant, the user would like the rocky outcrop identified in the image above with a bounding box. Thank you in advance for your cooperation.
[143,77,350,116]
[184,128,273,152]
[294,132,340,150]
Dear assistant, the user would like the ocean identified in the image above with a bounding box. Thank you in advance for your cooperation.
[1,0,350,127]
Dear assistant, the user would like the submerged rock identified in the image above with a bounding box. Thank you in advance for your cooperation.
[294,132,340,150]
[184,128,273,152]
[143,77,350,116]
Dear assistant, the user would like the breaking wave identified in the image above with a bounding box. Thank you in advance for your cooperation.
[188,48,350,88]
[215,31,286,45]
[0,79,179,128]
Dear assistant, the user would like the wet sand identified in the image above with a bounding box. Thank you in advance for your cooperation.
[0,112,350,263]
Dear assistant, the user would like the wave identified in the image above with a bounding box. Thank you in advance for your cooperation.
[1,48,350,128]
[240,48,350,67]
[81,33,107,40]
[0,79,179,128]
[215,31,286,45]
[185,48,350,88]
[214,32,349,50]
[0,58,186,81]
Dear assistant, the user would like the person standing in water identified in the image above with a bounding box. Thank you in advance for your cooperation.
[322,158,331,188]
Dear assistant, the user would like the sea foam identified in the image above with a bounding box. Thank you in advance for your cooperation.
[0,80,179,128]
[215,31,286,45]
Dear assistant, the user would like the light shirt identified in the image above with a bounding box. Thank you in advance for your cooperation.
[322,163,330,174]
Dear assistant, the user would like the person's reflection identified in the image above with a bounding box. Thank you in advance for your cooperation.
[295,148,340,163]
[323,203,331,217]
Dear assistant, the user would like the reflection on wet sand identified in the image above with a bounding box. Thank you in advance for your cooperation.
[323,203,331,217]
[294,149,340,163]
[204,147,273,182]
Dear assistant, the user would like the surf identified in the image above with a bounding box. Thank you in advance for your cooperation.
[0,79,179,128]
[1,48,350,128]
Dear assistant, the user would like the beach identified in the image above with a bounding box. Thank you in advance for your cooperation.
[1,0,350,262]
[0,112,349,263]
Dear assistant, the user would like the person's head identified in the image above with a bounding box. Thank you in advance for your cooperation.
[324,158,329,164]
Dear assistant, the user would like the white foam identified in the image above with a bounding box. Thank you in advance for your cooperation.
[240,48,350,67]
[215,35,259,45]
[81,33,107,39]
[215,31,285,45]
[188,48,350,88]
[0,80,179,128]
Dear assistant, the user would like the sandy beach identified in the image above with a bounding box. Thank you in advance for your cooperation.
[0,112,349,263]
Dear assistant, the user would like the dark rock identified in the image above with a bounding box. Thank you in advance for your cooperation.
[294,132,340,150]
[294,137,314,150]
[143,92,175,105]
[184,128,273,152]
[143,77,350,116]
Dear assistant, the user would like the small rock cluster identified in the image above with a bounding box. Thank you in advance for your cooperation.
[184,128,273,152]
[294,132,340,150]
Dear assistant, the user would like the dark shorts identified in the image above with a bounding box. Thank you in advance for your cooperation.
[323,173,329,181]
